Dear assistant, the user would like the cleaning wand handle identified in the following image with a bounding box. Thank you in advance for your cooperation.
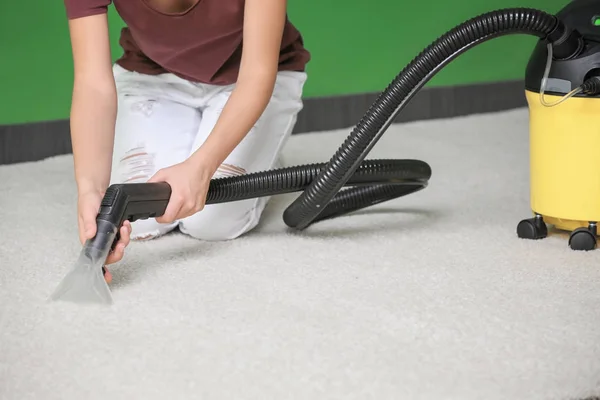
[97,182,172,227]
[85,182,172,258]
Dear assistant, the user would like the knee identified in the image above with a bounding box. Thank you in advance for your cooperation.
[178,202,260,241]
[110,145,157,185]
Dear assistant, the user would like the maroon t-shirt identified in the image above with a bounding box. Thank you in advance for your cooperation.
[63,0,311,85]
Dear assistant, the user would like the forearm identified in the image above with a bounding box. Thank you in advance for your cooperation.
[70,80,117,194]
[190,73,276,172]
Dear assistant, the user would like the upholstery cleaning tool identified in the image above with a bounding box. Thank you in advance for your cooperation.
[49,183,171,304]
[51,1,600,305]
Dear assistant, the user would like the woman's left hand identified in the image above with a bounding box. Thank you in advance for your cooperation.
[148,159,214,223]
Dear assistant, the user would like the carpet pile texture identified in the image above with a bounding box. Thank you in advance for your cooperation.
[1,108,599,400]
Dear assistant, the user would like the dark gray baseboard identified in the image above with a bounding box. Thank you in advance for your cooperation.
[0,79,526,165]
[293,79,527,134]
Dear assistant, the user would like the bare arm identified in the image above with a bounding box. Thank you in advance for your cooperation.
[147,0,291,224]
[188,0,288,173]
[68,13,117,195]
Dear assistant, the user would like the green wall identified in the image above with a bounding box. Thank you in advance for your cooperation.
[0,0,568,125]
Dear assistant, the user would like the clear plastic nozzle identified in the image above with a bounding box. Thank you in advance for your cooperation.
[49,221,117,305]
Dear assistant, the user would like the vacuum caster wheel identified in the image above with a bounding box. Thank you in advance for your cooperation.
[517,214,547,240]
[568,224,597,251]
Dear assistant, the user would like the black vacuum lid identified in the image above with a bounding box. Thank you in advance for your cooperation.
[525,0,600,95]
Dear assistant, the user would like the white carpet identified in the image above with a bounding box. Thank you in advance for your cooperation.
[1,108,599,400]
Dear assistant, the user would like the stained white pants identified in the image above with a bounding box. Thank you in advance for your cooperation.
[109,64,307,241]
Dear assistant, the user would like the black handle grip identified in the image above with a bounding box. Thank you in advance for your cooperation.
[97,182,172,227]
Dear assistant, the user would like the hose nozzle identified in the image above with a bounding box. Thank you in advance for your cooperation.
[49,182,171,305]
[48,220,118,305]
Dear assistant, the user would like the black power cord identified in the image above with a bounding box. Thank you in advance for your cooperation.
[581,76,600,95]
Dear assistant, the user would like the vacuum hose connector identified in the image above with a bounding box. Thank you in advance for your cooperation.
[545,19,585,60]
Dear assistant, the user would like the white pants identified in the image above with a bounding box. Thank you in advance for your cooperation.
[109,64,307,241]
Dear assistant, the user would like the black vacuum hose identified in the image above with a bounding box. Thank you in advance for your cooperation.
[204,8,584,230]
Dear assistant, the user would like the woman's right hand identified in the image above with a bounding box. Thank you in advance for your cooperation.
[78,190,132,283]
[66,11,126,282]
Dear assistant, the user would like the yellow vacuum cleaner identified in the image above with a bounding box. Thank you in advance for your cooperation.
[517,0,600,251]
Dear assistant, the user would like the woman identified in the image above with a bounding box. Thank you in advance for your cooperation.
[63,0,310,282]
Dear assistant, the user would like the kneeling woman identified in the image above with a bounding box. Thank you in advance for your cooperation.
[63,0,311,281]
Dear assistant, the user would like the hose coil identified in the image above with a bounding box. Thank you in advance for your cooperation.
[204,8,576,230]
